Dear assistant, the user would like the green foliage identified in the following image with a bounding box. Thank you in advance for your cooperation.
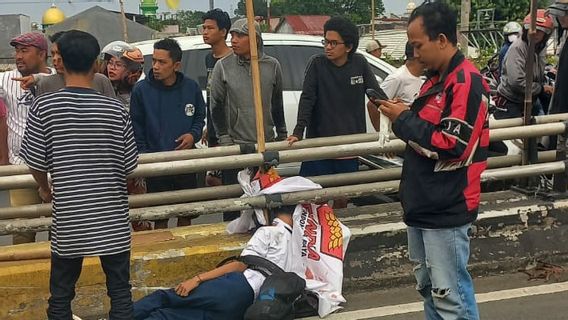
[175,10,206,31]
[234,0,385,25]
[447,0,553,23]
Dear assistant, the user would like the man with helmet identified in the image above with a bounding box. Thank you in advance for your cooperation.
[548,0,568,115]
[495,9,555,119]
[101,41,144,110]
[499,22,522,75]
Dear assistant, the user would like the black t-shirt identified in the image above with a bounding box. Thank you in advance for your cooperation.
[206,53,220,146]
[293,53,381,138]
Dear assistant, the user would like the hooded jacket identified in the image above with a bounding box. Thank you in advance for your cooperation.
[130,70,206,153]
[210,19,287,145]
[497,37,546,104]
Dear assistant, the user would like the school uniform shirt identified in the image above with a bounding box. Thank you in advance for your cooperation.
[0,68,53,164]
[380,64,424,105]
[241,218,293,298]
[19,87,139,257]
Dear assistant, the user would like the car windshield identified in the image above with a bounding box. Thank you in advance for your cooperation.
[142,45,389,90]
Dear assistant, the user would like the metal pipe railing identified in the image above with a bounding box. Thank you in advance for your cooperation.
[0,123,565,191]
[0,114,567,178]
[0,151,557,220]
[0,160,564,234]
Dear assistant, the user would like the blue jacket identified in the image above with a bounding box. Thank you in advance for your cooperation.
[130,70,206,153]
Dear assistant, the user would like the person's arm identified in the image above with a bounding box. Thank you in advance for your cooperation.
[291,56,319,140]
[175,261,247,297]
[175,83,206,150]
[367,101,381,132]
[210,63,231,146]
[387,72,489,162]
[175,226,272,297]
[271,61,287,140]
[122,110,139,175]
[129,83,148,153]
[19,102,52,201]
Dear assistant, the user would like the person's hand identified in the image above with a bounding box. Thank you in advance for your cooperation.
[38,187,52,203]
[200,128,208,145]
[378,100,410,122]
[175,133,195,150]
[175,277,200,297]
[286,135,299,146]
[12,76,36,90]
[543,85,554,95]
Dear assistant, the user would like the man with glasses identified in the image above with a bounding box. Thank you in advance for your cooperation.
[287,16,383,209]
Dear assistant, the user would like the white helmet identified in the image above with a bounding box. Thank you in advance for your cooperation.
[503,22,522,35]
[101,41,134,61]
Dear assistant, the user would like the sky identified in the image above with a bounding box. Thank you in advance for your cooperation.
[0,0,424,25]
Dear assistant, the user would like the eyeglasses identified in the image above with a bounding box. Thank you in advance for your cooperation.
[321,39,345,48]
[107,60,126,69]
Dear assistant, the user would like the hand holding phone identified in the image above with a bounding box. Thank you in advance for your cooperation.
[366,88,389,103]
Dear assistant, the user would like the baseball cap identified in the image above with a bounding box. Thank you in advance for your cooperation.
[10,32,48,51]
[365,40,387,53]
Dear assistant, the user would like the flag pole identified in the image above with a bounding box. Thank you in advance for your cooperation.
[245,0,266,155]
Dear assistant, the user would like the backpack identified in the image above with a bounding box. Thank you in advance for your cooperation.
[218,255,319,319]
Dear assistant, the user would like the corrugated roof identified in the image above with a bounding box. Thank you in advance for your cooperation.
[361,29,409,60]
[277,15,330,35]
[45,6,157,50]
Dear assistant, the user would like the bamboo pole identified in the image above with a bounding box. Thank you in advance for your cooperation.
[523,0,538,167]
[119,0,128,42]
[371,0,375,40]
[245,0,266,153]
[0,151,557,220]
[0,160,565,234]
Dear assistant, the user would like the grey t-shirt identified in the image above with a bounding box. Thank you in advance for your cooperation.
[34,73,116,99]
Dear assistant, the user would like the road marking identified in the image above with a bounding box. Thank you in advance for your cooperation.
[307,281,568,319]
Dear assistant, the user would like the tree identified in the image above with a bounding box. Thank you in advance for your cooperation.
[448,0,553,23]
[234,0,385,25]
[175,10,206,32]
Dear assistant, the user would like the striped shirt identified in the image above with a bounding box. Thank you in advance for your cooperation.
[20,87,139,257]
[0,69,53,164]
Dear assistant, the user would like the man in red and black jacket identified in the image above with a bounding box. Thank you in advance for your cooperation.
[379,2,488,320]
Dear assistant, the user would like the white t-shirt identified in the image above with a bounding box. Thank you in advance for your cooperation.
[241,218,292,298]
[380,64,424,105]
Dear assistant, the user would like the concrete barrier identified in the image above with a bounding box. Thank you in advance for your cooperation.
[1,190,567,319]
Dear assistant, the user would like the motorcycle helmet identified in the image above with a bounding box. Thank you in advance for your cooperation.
[523,9,555,35]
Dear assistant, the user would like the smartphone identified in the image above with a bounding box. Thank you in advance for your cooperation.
[366,88,389,102]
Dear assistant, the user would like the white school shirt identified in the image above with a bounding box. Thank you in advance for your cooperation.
[241,218,293,298]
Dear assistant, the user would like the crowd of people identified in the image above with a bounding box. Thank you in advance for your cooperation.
[1,0,567,319]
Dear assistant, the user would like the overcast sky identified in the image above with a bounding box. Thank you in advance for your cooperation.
[0,0,424,25]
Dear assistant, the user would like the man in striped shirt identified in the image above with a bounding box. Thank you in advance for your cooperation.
[20,30,138,320]
[0,32,53,244]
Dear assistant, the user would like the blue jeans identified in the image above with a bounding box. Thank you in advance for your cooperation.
[133,272,254,320]
[407,224,479,320]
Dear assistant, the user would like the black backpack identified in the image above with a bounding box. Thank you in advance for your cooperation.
[219,255,319,319]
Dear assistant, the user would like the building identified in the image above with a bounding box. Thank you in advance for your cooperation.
[45,6,157,50]
[42,4,65,30]
[0,14,31,66]
[274,15,330,36]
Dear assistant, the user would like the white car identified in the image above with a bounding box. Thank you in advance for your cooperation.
[132,33,396,136]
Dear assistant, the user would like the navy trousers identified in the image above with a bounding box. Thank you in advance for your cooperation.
[134,272,254,320]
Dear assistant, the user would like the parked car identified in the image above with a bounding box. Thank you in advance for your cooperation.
[131,33,396,136]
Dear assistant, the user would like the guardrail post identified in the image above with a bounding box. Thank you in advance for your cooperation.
[553,121,568,193]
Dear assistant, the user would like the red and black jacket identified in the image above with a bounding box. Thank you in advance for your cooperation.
[392,51,490,228]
